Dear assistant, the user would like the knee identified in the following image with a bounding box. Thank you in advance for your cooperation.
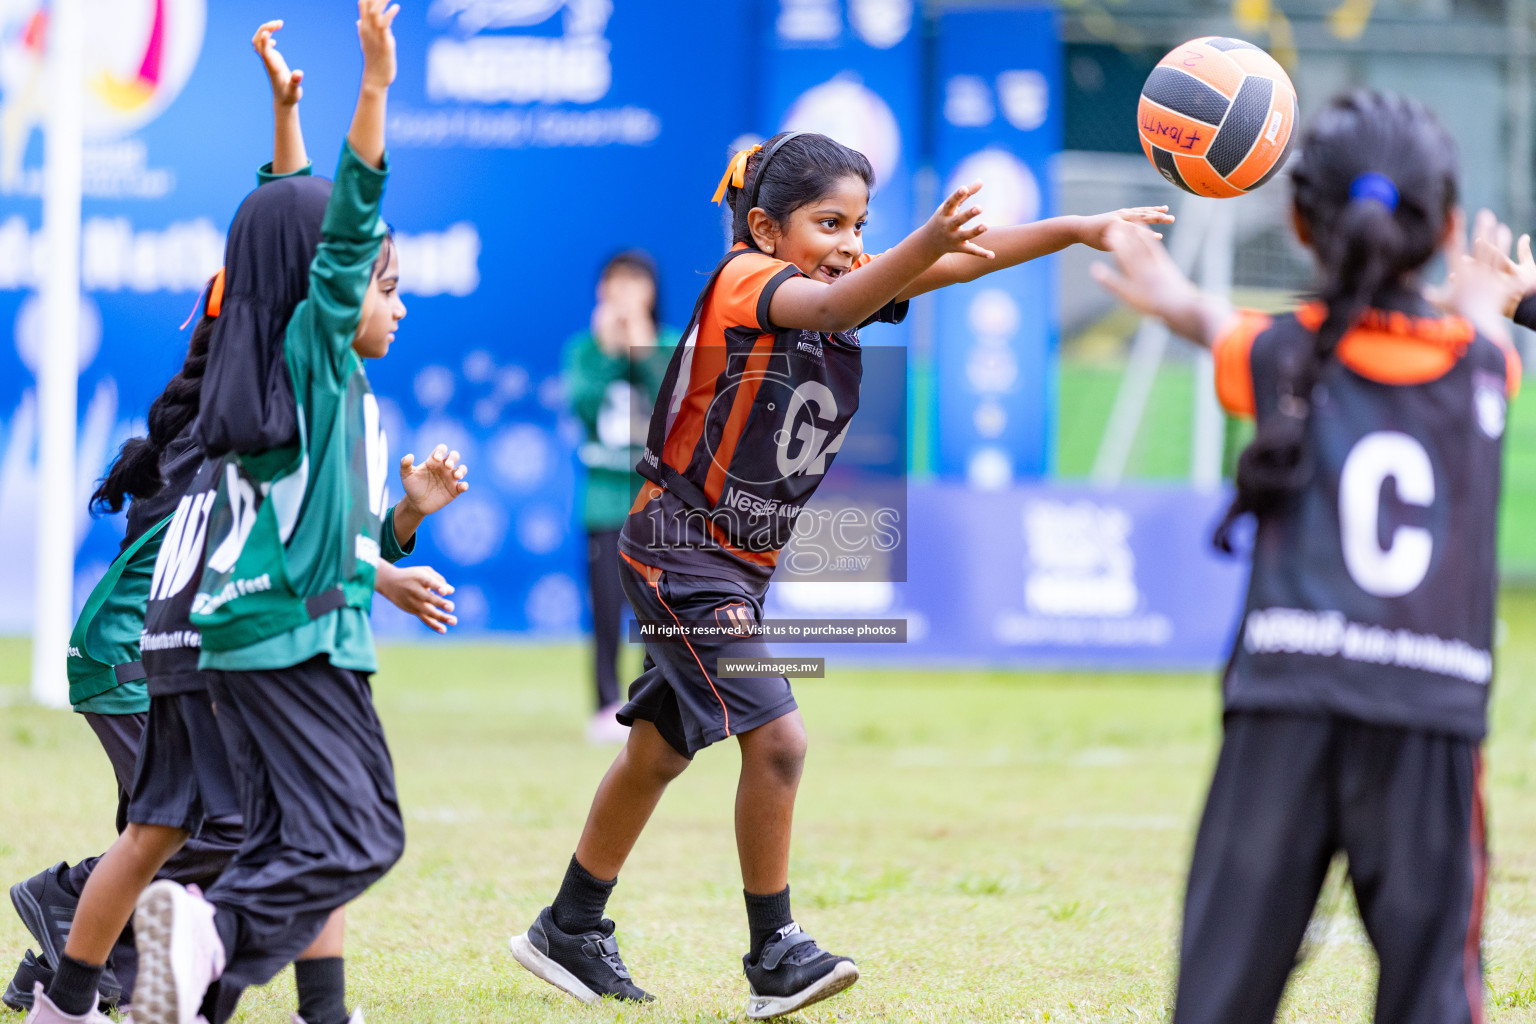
[122,823,190,861]
[625,732,691,785]
[749,723,807,788]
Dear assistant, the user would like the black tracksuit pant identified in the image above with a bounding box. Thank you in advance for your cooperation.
[1174,711,1486,1024]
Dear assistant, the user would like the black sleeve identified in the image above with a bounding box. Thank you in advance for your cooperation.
[756,265,804,332]
[858,298,910,329]
[1515,293,1536,332]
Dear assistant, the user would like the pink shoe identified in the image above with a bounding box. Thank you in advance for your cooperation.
[21,983,112,1024]
[585,704,630,745]
[133,881,226,1024]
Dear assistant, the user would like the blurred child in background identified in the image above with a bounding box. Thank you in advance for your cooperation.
[563,250,678,743]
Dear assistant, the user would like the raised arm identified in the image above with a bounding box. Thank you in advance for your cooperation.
[1090,219,1231,348]
[347,0,397,170]
[899,206,1174,300]
[254,20,309,175]
[765,182,992,334]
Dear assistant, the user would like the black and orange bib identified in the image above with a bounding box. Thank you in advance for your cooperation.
[633,246,905,567]
[1220,302,1510,738]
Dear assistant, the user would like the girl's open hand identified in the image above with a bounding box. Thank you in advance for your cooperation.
[922,182,994,260]
[1432,209,1519,344]
[376,562,457,633]
[357,0,399,89]
[1463,207,1536,318]
[1077,206,1175,252]
[399,444,469,518]
[253,20,302,106]
[1089,219,1197,319]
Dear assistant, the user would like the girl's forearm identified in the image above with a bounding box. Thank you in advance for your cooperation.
[898,217,1082,299]
[272,103,307,175]
[347,83,388,168]
[1165,293,1233,349]
[799,234,940,331]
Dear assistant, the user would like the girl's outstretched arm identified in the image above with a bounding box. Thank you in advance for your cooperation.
[766,182,992,334]
[1090,219,1230,348]
[898,206,1174,300]
[253,19,308,174]
[347,0,398,169]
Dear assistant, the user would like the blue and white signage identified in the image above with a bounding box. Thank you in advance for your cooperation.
[932,5,1062,485]
[0,0,751,634]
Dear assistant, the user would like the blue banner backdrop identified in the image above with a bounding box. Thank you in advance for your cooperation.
[931,4,1061,486]
[0,0,752,636]
[767,483,1250,669]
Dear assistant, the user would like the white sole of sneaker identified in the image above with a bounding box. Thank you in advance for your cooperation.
[507,933,600,1004]
[745,960,859,1019]
[134,882,209,1024]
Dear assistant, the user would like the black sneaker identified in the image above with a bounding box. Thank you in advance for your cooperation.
[506,906,653,1003]
[2,949,51,1012]
[742,923,858,1019]
[9,863,123,1006]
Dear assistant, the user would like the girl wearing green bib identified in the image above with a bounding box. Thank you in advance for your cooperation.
[129,8,452,1024]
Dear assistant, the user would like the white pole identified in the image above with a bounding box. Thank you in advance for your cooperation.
[34,0,83,708]
[1191,200,1234,492]
[1091,195,1211,487]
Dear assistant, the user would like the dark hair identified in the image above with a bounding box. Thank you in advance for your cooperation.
[599,248,660,327]
[91,280,216,514]
[724,132,875,248]
[373,229,396,281]
[1214,90,1457,552]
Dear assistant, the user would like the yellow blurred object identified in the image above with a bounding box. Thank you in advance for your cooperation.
[1328,0,1375,41]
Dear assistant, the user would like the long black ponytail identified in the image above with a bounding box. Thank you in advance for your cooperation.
[90,276,216,514]
[1214,90,1458,551]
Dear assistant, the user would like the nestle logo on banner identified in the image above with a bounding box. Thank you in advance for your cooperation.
[992,499,1173,647]
[723,486,801,521]
[427,0,613,104]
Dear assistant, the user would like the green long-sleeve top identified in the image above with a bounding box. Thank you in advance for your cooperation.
[563,328,679,530]
[193,142,412,672]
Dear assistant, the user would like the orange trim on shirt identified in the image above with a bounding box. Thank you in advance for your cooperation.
[1217,304,1516,418]
[1212,309,1271,417]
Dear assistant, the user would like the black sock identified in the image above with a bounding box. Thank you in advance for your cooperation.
[46,954,104,1017]
[551,855,616,934]
[294,957,347,1024]
[744,886,793,963]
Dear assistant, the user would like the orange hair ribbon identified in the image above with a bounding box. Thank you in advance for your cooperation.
[179,267,225,329]
[712,144,762,205]
[207,266,226,317]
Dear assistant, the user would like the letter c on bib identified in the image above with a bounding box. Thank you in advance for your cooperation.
[1338,431,1434,597]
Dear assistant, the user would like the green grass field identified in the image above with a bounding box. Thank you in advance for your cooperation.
[5,597,1536,1023]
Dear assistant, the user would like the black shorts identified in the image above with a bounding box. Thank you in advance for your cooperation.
[126,691,242,834]
[1174,711,1486,1024]
[616,556,797,758]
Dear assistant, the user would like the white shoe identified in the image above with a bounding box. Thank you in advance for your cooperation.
[293,1010,367,1024]
[133,882,226,1024]
[21,983,112,1024]
[585,705,630,745]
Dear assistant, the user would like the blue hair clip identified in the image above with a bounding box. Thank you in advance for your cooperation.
[1348,172,1399,212]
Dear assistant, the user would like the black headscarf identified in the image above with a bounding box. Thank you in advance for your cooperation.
[195,175,332,456]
